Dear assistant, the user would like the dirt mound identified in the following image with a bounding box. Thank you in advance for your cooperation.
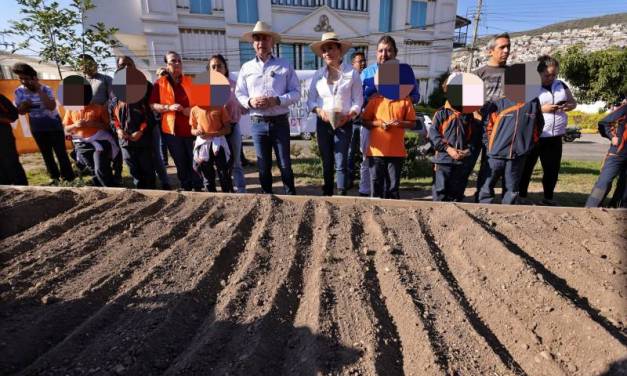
[0,187,625,376]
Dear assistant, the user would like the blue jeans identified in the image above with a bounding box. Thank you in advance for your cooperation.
[586,152,627,208]
[74,140,114,187]
[250,115,296,195]
[316,118,352,195]
[478,156,525,205]
[227,123,246,193]
[163,133,202,191]
[152,125,171,189]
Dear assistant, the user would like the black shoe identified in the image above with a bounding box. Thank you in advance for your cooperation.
[338,189,347,196]
[359,192,369,197]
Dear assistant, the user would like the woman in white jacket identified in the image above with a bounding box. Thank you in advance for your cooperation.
[519,55,577,205]
[307,32,363,196]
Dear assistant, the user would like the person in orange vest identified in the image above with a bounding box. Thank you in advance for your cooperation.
[149,51,202,191]
[0,93,27,185]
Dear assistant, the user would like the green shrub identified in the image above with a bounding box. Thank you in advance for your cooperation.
[568,110,606,130]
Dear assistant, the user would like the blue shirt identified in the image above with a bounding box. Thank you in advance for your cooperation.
[360,63,420,105]
[235,55,301,117]
[14,84,63,132]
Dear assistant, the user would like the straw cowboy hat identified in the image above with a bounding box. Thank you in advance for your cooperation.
[310,32,352,57]
[242,21,281,43]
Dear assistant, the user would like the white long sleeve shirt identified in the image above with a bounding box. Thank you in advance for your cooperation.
[306,62,363,116]
[235,55,300,117]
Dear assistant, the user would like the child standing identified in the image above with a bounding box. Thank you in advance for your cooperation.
[362,94,416,199]
[190,105,233,192]
[429,102,475,201]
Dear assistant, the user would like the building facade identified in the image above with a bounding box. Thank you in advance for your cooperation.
[86,0,462,100]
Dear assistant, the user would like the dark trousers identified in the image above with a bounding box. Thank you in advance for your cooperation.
[0,125,28,185]
[151,125,171,189]
[163,133,202,191]
[432,163,466,202]
[122,146,156,189]
[316,118,352,195]
[479,156,525,205]
[32,130,75,181]
[250,115,296,195]
[609,168,626,208]
[368,156,403,199]
[519,136,562,200]
[74,140,114,187]
[347,122,361,183]
[585,153,627,208]
[110,127,123,185]
[194,147,233,193]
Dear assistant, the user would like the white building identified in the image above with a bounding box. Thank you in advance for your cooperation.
[0,52,79,80]
[86,0,466,100]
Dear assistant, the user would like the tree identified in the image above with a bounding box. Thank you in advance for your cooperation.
[428,71,450,108]
[556,45,627,105]
[5,0,120,79]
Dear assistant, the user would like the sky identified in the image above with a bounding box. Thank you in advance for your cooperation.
[1,0,626,50]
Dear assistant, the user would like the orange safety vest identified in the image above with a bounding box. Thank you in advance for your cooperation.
[157,75,194,135]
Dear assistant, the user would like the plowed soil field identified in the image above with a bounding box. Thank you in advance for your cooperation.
[0,187,626,376]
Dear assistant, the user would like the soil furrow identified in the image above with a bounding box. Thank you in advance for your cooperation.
[0,191,119,266]
[461,207,627,346]
[281,201,339,375]
[207,200,317,375]
[349,207,405,376]
[471,207,626,333]
[74,197,261,375]
[416,209,529,376]
[373,207,513,376]
[425,205,627,376]
[13,197,214,375]
[9,195,175,302]
[1,192,146,291]
[156,196,279,375]
[0,190,78,240]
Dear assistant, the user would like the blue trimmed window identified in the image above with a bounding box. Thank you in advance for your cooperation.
[237,0,259,23]
[379,0,393,32]
[190,0,211,14]
[410,1,427,28]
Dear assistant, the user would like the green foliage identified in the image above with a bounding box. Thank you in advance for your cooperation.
[427,71,450,109]
[556,45,627,104]
[6,0,120,77]
[567,110,607,130]
[307,131,431,180]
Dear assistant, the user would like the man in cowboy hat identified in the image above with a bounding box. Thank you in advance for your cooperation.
[235,21,301,195]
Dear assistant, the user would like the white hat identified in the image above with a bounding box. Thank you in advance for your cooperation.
[242,21,281,43]
[310,32,353,57]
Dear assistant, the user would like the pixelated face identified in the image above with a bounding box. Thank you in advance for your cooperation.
[58,75,93,111]
[208,58,227,76]
[376,42,396,64]
[445,72,484,113]
[112,67,148,105]
[489,37,510,67]
[374,60,415,100]
[253,34,273,56]
[352,54,366,73]
[321,42,342,66]
[189,70,231,108]
[503,62,542,103]
[165,53,182,77]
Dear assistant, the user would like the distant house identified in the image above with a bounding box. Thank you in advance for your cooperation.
[0,52,79,80]
[86,0,469,100]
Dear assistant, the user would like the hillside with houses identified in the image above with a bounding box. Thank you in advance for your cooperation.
[452,13,627,70]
